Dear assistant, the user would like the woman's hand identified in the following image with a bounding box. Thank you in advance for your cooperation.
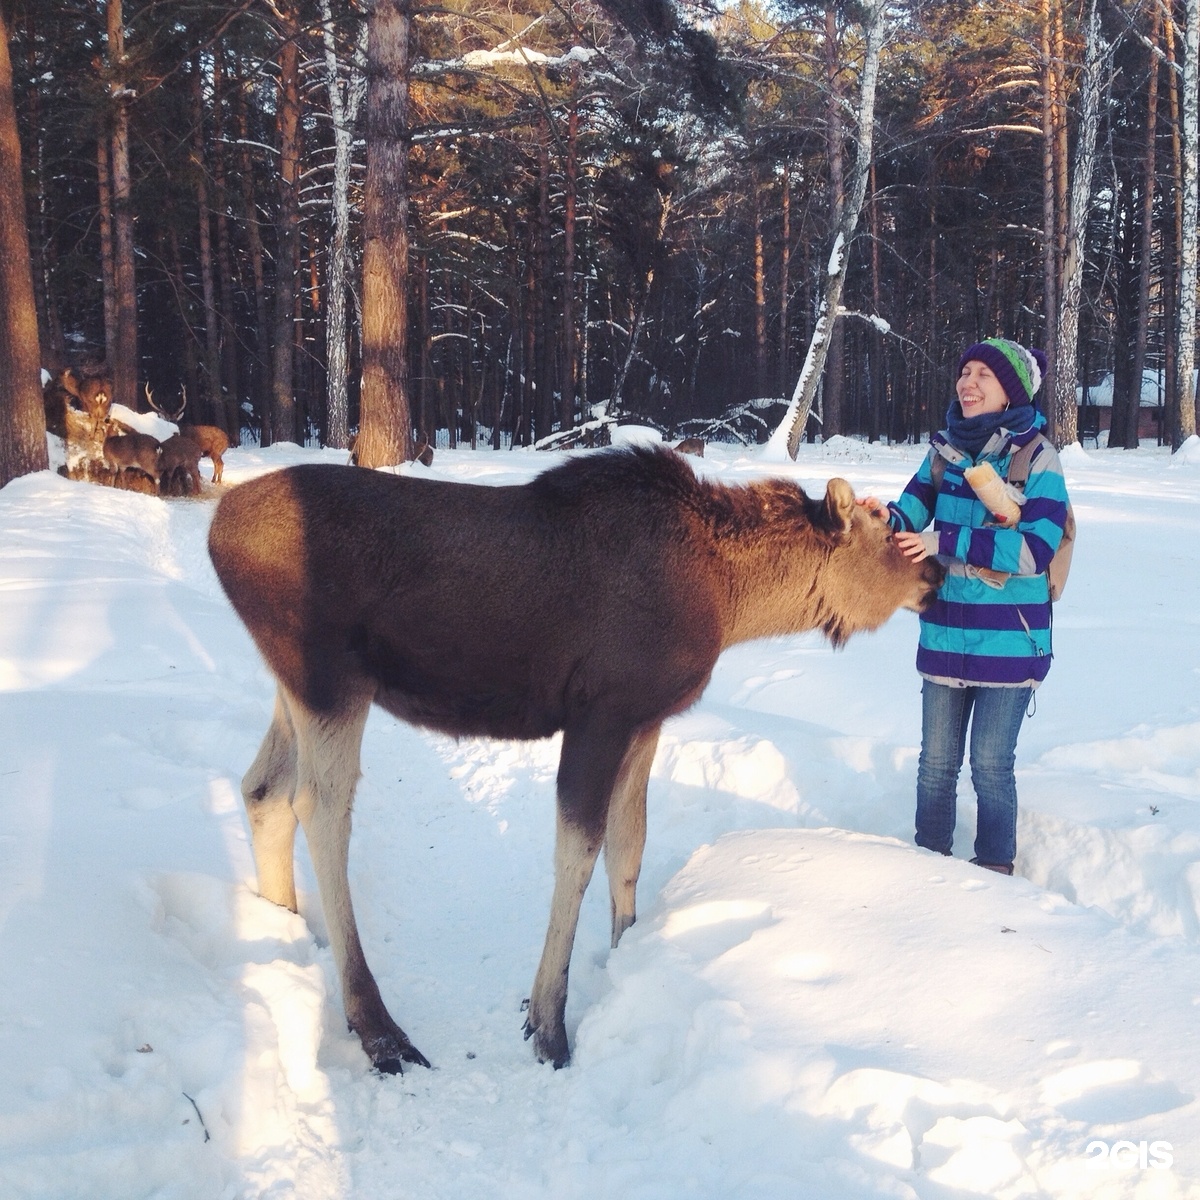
[856,495,889,522]
[894,530,931,561]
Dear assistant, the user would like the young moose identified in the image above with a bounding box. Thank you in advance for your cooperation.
[208,447,945,1073]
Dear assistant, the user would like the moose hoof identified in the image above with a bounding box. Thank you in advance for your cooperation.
[359,1028,431,1075]
[522,1015,570,1069]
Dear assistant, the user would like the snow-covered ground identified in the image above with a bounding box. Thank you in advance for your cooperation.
[2,432,1199,1200]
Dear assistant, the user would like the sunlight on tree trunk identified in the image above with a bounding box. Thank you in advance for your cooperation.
[357,0,413,468]
[0,7,48,486]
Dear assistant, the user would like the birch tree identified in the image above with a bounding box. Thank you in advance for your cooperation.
[771,0,888,459]
[1174,0,1200,449]
[321,0,367,451]
[1051,0,1104,448]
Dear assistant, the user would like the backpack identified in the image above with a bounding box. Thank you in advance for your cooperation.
[929,434,1076,601]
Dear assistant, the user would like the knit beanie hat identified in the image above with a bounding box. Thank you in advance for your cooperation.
[957,338,1048,408]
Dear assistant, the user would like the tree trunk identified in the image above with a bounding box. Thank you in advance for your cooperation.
[96,131,118,371]
[561,91,578,433]
[211,50,241,439]
[234,80,271,442]
[1052,0,1104,448]
[357,0,413,467]
[775,0,886,457]
[21,21,62,368]
[1040,0,1059,414]
[1164,9,1183,441]
[108,0,138,410]
[194,62,222,427]
[753,168,767,397]
[609,190,672,415]
[868,157,883,443]
[821,2,845,438]
[1174,0,1200,449]
[1125,7,1161,450]
[535,128,553,437]
[322,0,367,451]
[778,160,790,396]
[269,5,301,446]
[0,6,49,486]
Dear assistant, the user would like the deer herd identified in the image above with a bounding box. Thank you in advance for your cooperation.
[43,366,228,496]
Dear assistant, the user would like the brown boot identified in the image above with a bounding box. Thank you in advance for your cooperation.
[971,858,1014,876]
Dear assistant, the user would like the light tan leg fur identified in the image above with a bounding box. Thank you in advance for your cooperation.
[286,691,428,1072]
[604,725,660,948]
[241,688,300,912]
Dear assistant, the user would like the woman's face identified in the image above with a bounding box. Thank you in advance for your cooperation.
[956,359,1009,416]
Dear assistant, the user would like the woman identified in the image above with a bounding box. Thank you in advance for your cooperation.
[861,338,1071,875]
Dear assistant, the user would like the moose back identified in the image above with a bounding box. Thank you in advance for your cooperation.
[208,446,944,1072]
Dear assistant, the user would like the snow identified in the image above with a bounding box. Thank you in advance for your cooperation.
[3,436,1200,1199]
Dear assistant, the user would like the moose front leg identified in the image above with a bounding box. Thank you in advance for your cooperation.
[288,693,430,1074]
[604,724,660,948]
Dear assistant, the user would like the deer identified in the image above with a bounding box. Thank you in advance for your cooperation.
[43,367,113,442]
[208,446,945,1075]
[145,385,229,484]
[103,428,161,487]
[158,433,204,496]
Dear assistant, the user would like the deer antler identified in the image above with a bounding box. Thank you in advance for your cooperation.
[144,382,187,423]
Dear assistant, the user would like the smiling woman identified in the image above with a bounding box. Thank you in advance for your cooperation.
[956,359,1010,417]
[863,336,1070,878]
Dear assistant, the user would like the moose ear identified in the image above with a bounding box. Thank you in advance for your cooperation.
[823,477,855,536]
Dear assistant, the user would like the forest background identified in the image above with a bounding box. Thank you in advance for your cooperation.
[1,0,1198,479]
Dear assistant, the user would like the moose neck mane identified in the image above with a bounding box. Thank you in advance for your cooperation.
[692,475,842,649]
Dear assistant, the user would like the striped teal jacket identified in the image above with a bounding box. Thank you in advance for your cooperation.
[886,416,1070,688]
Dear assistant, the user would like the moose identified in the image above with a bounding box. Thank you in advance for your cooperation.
[207,446,944,1074]
[145,385,229,484]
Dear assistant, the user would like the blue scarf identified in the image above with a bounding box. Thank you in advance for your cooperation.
[944,401,1037,459]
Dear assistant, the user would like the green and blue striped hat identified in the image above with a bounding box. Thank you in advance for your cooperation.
[958,338,1047,408]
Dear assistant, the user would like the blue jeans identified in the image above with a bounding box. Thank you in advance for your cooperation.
[915,680,1031,866]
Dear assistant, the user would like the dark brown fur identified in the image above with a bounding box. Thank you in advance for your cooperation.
[208,446,943,1073]
[158,434,204,496]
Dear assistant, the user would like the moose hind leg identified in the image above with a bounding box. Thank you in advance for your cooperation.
[289,695,429,1074]
[242,688,300,912]
[604,724,661,949]
[525,720,633,1068]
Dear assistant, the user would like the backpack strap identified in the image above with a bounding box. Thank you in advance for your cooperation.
[1004,434,1044,490]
